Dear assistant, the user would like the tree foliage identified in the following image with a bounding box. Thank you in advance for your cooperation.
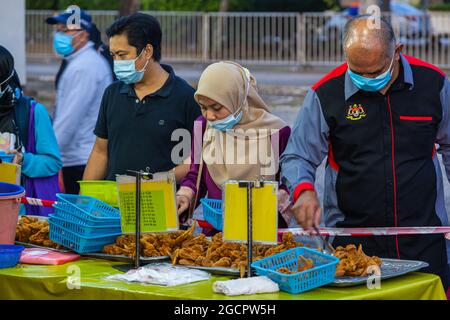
[27,0,340,12]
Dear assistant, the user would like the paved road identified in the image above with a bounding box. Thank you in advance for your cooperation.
[26,61,327,87]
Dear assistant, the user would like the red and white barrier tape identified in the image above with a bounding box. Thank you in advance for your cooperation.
[20,197,450,240]
[278,227,450,239]
[21,197,56,208]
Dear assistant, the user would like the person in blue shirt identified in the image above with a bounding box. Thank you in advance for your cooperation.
[46,8,112,194]
[0,45,62,216]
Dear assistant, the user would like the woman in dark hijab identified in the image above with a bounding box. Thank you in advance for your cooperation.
[0,45,62,216]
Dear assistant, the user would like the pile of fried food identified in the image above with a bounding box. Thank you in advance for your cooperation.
[16,216,63,249]
[103,225,303,277]
[103,225,382,278]
[103,228,196,258]
[334,244,382,277]
[277,256,315,274]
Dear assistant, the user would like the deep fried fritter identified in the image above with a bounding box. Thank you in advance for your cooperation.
[16,216,62,249]
[334,244,382,277]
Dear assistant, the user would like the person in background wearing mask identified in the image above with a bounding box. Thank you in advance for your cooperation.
[83,13,201,184]
[46,8,112,194]
[0,46,62,216]
[55,22,115,90]
[281,15,450,293]
[176,61,292,232]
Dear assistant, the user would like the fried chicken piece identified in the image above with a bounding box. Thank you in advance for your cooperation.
[174,224,196,246]
[239,262,247,278]
[334,244,382,277]
[212,232,223,243]
[298,256,314,272]
[179,259,196,266]
[16,217,59,249]
[264,245,285,257]
[200,257,214,267]
[103,244,132,257]
[181,234,208,248]
[277,267,295,274]
[213,257,232,267]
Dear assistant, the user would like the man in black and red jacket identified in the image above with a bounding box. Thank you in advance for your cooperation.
[281,15,450,292]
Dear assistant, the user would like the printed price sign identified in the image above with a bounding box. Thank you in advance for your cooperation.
[222,180,278,245]
[117,172,178,234]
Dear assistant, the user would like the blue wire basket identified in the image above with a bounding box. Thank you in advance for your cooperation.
[49,217,120,254]
[55,194,120,224]
[200,198,222,230]
[49,214,122,237]
[53,203,120,227]
[251,247,339,294]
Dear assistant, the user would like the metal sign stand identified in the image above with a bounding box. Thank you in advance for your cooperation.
[126,170,153,269]
[238,178,264,278]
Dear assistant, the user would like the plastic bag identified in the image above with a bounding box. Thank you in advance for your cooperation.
[213,276,279,296]
[20,248,80,265]
[106,263,211,286]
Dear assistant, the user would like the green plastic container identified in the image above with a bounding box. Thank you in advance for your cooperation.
[78,181,119,207]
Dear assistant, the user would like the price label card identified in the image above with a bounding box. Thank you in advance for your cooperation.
[222,180,278,245]
[117,172,178,234]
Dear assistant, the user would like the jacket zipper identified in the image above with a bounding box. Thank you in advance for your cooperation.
[387,94,401,259]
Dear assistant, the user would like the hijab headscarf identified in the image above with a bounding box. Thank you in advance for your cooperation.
[0,45,22,150]
[194,61,287,188]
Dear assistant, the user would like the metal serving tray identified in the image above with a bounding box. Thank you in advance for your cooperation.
[82,252,170,263]
[329,258,429,287]
[16,215,72,253]
[182,258,429,287]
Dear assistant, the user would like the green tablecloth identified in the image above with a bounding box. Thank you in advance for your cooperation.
[0,259,446,300]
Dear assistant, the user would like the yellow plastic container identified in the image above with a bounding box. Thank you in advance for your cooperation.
[78,181,119,207]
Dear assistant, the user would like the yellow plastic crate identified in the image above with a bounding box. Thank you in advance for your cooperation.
[78,181,119,207]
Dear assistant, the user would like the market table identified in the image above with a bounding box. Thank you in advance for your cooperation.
[0,259,446,300]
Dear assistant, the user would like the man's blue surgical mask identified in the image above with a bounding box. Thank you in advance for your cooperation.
[113,50,150,85]
[53,32,79,57]
[348,56,395,92]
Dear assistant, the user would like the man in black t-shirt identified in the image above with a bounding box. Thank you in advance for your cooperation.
[83,13,201,183]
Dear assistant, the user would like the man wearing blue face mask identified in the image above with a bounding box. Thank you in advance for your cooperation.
[83,13,201,184]
[281,15,450,291]
[46,8,112,194]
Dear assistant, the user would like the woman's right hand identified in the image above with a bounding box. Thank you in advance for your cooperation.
[176,186,195,215]
[176,194,191,215]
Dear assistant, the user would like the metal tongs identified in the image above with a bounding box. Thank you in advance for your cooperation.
[313,226,335,255]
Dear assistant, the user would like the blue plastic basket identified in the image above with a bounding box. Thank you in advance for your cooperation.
[200,198,223,230]
[49,218,120,254]
[0,153,14,164]
[49,214,122,237]
[0,245,24,269]
[53,203,120,227]
[251,247,339,294]
[55,194,120,223]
